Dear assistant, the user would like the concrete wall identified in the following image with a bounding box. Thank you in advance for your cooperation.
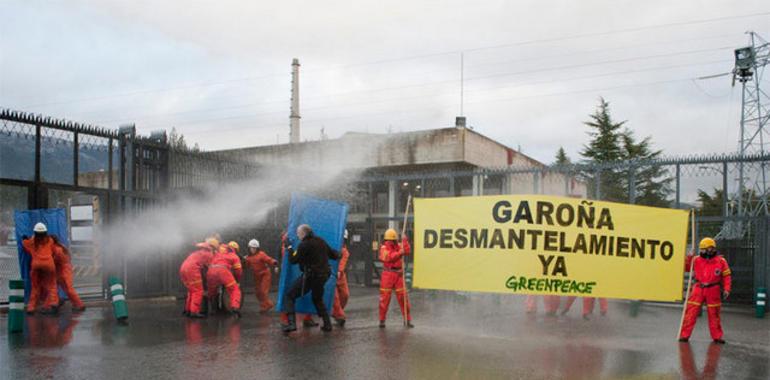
[220,129,468,169]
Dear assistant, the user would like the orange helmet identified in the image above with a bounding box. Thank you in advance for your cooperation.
[228,241,240,252]
[205,238,220,250]
[384,228,398,241]
[699,237,716,250]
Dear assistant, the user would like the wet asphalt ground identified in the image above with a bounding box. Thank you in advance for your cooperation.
[2,287,769,379]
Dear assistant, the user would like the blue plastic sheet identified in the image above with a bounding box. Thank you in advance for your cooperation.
[277,193,349,315]
[14,208,69,302]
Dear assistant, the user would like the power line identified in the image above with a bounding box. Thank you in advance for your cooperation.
[100,46,732,126]
[180,77,698,137]
[16,12,768,109]
[64,33,742,121]
[134,58,728,130]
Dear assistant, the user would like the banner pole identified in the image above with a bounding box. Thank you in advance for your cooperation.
[401,194,412,327]
[677,209,697,341]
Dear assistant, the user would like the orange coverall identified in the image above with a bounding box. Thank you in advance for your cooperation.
[180,246,214,314]
[52,242,84,309]
[22,236,61,312]
[379,238,411,322]
[679,253,732,340]
[207,246,243,310]
[244,249,278,312]
[582,297,608,317]
[525,295,561,314]
[332,245,351,320]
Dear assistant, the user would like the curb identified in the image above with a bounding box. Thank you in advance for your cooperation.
[0,295,178,314]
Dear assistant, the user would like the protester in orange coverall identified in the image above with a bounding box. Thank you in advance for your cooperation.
[378,228,413,328]
[332,229,351,326]
[180,238,217,318]
[558,296,607,319]
[207,241,243,318]
[525,295,560,315]
[21,223,61,315]
[51,237,85,312]
[278,232,317,327]
[243,239,278,312]
[679,237,732,344]
[582,297,608,319]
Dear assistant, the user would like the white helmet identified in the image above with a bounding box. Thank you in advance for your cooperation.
[343,229,349,239]
[248,239,260,249]
[33,223,47,233]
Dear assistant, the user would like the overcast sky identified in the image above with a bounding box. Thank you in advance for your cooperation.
[1,0,768,167]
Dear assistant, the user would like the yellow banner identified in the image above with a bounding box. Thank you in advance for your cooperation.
[413,195,689,301]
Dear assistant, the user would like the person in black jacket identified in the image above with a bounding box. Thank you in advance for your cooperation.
[283,224,340,333]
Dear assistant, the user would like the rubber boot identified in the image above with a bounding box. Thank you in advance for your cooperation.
[335,318,346,327]
[379,320,386,328]
[303,318,319,327]
[283,313,297,333]
[320,314,332,332]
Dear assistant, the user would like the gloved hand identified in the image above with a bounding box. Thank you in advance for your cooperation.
[722,291,730,300]
[274,267,280,274]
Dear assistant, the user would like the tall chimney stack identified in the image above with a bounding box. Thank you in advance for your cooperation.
[290,58,301,144]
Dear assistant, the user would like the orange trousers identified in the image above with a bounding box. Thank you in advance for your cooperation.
[679,286,723,340]
[253,270,274,312]
[332,272,349,319]
[57,266,84,308]
[180,268,204,314]
[525,295,560,314]
[379,271,410,321]
[207,268,241,310]
[583,297,608,316]
[28,264,59,312]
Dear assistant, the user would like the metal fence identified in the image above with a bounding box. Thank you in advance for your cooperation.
[0,109,276,301]
[2,108,769,306]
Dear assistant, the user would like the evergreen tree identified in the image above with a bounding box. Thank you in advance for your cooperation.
[697,188,725,216]
[580,98,626,202]
[554,147,571,166]
[168,127,199,152]
[621,129,672,206]
[579,97,671,205]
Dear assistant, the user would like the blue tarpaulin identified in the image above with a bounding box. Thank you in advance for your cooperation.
[277,193,349,315]
[14,208,69,302]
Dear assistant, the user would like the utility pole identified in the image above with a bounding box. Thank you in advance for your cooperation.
[719,31,770,239]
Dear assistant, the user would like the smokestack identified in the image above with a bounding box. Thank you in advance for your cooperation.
[455,116,466,128]
[290,58,301,144]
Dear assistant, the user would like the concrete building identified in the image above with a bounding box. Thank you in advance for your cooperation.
[217,119,586,229]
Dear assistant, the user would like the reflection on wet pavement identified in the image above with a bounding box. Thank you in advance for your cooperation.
[1,289,768,379]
